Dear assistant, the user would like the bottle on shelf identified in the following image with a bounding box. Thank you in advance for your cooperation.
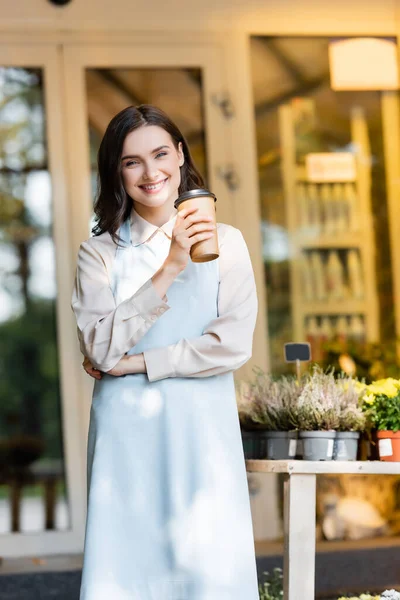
[307,183,321,236]
[349,315,366,343]
[320,183,335,235]
[335,316,349,344]
[300,253,314,301]
[332,183,348,234]
[310,251,327,300]
[326,250,345,300]
[347,249,364,300]
[320,316,334,359]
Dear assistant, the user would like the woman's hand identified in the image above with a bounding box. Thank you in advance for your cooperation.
[82,354,146,379]
[82,356,103,380]
[165,206,215,273]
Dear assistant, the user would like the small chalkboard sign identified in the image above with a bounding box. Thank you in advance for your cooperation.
[284,343,311,363]
[284,343,311,381]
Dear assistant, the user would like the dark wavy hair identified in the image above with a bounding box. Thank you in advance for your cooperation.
[92,104,205,242]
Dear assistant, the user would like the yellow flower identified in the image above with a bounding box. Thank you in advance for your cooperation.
[369,377,400,398]
[362,392,376,405]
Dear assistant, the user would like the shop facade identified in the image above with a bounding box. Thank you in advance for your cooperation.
[0,0,399,559]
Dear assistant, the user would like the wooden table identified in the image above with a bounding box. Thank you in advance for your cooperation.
[246,460,400,600]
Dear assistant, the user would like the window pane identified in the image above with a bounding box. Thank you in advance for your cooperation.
[0,67,69,533]
[251,37,395,376]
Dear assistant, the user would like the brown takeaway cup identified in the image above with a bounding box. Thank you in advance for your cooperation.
[174,189,219,263]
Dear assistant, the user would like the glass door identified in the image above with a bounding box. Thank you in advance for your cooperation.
[0,46,85,557]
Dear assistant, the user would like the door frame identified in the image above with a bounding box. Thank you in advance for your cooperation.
[0,44,86,557]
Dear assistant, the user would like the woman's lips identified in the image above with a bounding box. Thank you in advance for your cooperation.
[139,178,168,194]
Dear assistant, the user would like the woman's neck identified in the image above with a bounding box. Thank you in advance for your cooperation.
[132,201,177,227]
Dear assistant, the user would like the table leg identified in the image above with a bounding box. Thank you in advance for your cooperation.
[283,473,316,600]
[10,481,21,532]
[44,479,57,530]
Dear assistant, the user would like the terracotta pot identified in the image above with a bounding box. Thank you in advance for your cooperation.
[377,430,400,462]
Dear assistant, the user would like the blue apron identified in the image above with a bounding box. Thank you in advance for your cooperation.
[80,219,259,600]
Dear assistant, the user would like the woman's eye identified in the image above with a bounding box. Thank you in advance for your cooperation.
[156,152,167,159]
[125,160,138,167]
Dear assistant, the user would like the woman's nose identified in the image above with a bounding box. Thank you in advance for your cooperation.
[143,163,158,180]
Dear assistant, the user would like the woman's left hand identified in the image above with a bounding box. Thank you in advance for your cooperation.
[83,354,146,378]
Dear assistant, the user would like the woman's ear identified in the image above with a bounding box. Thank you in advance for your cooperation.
[178,142,184,167]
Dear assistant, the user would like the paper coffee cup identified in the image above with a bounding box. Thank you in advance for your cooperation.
[174,189,219,263]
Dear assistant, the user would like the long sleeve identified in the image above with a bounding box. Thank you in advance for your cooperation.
[71,238,170,372]
[143,226,258,382]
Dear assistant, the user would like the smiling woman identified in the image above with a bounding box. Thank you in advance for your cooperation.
[71,104,260,600]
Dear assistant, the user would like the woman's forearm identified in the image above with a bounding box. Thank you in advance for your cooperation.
[151,260,181,300]
[124,353,147,374]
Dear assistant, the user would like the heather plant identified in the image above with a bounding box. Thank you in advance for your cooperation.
[336,376,366,432]
[293,365,341,431]
[241,369,300,431]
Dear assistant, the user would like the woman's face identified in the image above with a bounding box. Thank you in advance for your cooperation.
[120,125,184,211]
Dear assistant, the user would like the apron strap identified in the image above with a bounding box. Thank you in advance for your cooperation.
[118,217,132,247]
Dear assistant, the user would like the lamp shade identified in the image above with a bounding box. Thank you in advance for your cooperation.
[329,37,399,91]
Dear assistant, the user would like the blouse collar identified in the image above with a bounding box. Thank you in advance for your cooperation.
[130,207,177,246]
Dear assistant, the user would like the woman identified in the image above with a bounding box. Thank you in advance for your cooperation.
[72,104,259,600]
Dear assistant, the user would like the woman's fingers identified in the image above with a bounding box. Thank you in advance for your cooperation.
[82,357,103,380]
[187,231,214,245]
[186,222,216,237]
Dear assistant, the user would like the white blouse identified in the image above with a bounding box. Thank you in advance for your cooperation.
[71,209,258,382]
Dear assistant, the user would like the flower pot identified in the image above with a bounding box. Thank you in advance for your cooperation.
[240,429,268,459]
[241,430,256,459]
[333,431,360,461]
[265,431,297,460]
[377,430,400,462]
[253,430,268,459]
[299,431,337,461]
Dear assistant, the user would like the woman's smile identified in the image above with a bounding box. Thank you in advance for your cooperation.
[139,177,168,194]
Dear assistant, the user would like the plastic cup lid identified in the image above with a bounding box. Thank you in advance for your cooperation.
[174,188,217,209]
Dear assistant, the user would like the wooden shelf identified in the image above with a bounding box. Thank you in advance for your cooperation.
[297,233,363,249]
[299,301,366,315]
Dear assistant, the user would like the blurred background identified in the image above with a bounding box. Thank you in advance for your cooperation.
[1,0,400,598]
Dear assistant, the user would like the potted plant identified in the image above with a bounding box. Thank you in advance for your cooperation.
[333,377,366,461]
[293,366,340,461]
[361,378,400,462]
[243,369,300,460]
[236,378,275,459]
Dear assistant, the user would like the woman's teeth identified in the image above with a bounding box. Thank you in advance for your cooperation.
[141,179,166,191]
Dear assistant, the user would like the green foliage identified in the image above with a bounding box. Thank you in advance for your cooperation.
[365,393,400,432]
[258,568,283,600]
[0,299,62,459]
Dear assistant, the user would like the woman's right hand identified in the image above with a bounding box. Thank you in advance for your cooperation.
[165,206,215,273]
